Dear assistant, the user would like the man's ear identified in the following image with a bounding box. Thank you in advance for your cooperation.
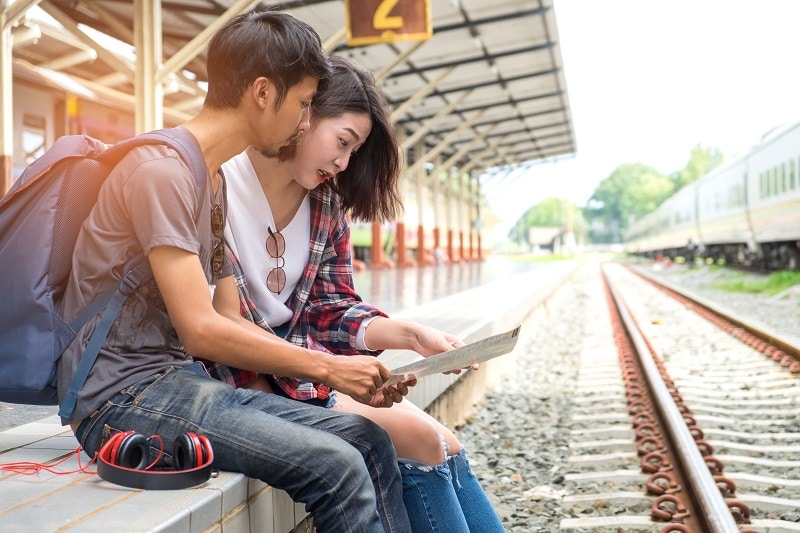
[251,77,272,108]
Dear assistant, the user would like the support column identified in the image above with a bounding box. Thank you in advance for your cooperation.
[456,171,465,261]
[134,0,163,133]
[415,138,433,265]
[475,173,485,260]
[395,221,414,267]
[370,221,391,269]
[445,168,459,263]
[432,154,444,264]
[0,5,13,195]
[395,129,413,267]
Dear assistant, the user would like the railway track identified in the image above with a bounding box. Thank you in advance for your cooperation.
[558,262,800,532]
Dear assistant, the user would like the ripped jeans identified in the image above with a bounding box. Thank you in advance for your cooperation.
[400,448,505,532]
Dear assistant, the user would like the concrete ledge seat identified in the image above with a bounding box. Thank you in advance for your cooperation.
[0,260,576,533]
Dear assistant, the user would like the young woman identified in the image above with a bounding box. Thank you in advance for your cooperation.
[214,56,505,532]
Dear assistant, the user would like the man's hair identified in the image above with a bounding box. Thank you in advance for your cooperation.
[308,56,401,222]
[204,9,331,110]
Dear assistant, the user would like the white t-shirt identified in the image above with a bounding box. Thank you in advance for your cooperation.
[223,152,310,327]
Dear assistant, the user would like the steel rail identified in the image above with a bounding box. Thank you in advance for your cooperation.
[602,264,740,533]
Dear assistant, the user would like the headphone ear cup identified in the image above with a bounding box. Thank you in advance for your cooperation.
[114,432,150,470]
[173,432,201,470]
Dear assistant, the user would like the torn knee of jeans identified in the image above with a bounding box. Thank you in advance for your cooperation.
[398,457,452,480]
[398,458,435,472]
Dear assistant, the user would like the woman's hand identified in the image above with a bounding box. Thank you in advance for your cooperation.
[407,324,478,375]
[367,378,416,408]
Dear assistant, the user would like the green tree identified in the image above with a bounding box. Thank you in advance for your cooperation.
[508,198,587,247]
[672,144,723,190]
[585,163,673,242]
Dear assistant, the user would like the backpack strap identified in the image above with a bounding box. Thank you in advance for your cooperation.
[58,128,209,420]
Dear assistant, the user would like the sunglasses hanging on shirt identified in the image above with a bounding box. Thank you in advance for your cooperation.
[266,226,286,294]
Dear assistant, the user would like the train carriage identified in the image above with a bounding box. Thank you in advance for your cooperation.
[625,119,800,270]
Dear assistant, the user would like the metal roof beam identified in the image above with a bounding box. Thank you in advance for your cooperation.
[390,66,455,123]
[388,67,558,106]
[386,43,554,79]
[2,0,39,31]
[440,117,570,142]
[374,40,425,82]
[435,124,501,174]
[39,47,97,70]
[396,90,564,126]
[405,108,487,176]
[399,90,472,151]
[40,0,134,78]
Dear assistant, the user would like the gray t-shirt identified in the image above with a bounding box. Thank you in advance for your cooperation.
[57,137,230,424]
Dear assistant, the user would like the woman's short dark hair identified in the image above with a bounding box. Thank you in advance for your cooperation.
[313,56,401,222]
[204,9,331,110]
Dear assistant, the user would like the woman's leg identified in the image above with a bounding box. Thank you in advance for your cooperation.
[448,448,505,532]
[333,395,504,532]
[76,365,410,533]
[334,395,445,464]
[399,459,469,533]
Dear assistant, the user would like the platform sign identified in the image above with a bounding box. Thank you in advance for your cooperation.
[345,0,432,47]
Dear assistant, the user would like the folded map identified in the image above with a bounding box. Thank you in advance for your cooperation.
[384,325,522,386]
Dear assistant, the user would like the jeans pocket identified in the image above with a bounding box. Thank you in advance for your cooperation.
[113,366,178,408]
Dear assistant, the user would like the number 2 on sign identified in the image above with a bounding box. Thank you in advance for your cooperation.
[374,0,402,30]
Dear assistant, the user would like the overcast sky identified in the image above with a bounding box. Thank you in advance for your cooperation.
[484,0,800,238]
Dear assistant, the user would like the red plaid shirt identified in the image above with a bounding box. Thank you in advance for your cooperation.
[204,186,387,401]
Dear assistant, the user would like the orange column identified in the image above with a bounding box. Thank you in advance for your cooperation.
[447,229,456,262]
[417,225,433,265]
[370,221,387,269]
[395,222,414,267]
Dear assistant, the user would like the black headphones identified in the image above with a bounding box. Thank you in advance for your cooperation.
[97,430,214,490]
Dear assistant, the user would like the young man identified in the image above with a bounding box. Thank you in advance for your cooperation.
[57,10,411,532]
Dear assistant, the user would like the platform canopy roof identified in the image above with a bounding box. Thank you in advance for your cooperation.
[9,0,575,176]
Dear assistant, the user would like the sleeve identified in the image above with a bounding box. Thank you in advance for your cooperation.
[121,148,202,257]
[303,209,388,355]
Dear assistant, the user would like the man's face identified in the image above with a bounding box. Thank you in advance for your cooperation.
[257,76,317,157]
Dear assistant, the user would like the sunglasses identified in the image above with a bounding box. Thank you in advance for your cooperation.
[266,226,286,294]
[211,204,225,275]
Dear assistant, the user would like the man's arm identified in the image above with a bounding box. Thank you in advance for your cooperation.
[148,245,390,403]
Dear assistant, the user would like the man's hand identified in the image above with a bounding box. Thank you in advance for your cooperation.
[325,355,391,404]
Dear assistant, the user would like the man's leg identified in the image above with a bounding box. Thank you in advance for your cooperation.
[75,366,406,532]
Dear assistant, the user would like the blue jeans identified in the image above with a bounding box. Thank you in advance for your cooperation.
[401,449,505,533]
[75,364,411,533]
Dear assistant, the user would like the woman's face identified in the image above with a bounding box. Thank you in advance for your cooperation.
[290,111,372,190]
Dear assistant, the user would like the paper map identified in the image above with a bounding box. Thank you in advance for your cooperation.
[384,325,521,386]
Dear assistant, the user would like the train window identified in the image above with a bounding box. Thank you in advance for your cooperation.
[22,113,46,165]
[781,163,787,193]
[791,159,797,190]
[771,167,778,197]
